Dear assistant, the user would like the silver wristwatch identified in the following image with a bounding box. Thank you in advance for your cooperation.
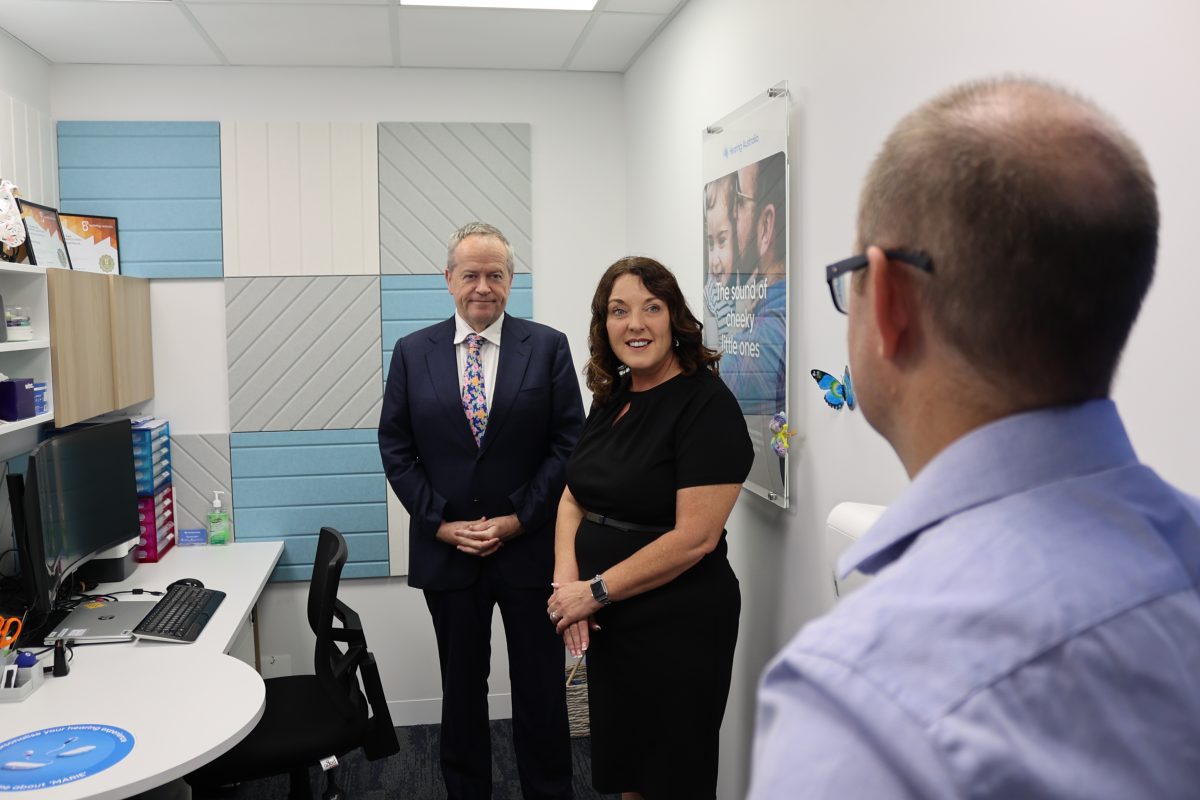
[590,574,611,606]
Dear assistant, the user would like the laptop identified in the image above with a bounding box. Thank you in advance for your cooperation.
[44,601,156,645]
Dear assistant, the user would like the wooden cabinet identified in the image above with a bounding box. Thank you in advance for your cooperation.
[48,270,154,427]
[109,274,154,409]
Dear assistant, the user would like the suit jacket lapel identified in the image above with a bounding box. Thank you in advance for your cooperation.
[425,318,475,448]
[478,316,531,458]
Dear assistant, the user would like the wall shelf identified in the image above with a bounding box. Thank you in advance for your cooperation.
[0,263,46,277]
[0,411,52,436]
[0,257,53,452]
[0,339,50,353]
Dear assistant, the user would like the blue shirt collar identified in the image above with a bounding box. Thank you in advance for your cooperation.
[839,399,1138,577]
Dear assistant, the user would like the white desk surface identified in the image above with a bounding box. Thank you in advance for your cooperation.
[99,541,284,654]
[2,540,284,799]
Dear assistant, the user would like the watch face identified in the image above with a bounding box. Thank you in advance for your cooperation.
[590,577,609,604]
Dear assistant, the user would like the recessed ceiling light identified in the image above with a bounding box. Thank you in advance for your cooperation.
[400,1,598,9]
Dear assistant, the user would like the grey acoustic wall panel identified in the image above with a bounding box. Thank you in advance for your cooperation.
[226,276,384,432]
[171,434,233,531]
[378,122,531,275]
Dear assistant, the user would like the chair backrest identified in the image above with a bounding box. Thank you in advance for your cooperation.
[308,526,348,640]
[307,527,400,759]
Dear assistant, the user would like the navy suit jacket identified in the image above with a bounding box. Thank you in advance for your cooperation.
[379,315,584,591]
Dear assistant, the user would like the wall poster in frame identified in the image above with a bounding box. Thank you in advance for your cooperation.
[61,213,120,275]
[702,82,791,508]
[15,199,72,269]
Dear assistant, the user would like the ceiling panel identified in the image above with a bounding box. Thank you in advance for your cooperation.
[397,7,588,70]
[0,0,689,71]
[186,0,386,4]
[0,0,219,65]
[603,0,681,13]
[569,11,663,72]
[189,2,393,66]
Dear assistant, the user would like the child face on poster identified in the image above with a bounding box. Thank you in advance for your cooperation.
[705,174,737,286]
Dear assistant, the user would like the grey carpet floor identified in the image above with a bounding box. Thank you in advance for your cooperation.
[192,720,615,799]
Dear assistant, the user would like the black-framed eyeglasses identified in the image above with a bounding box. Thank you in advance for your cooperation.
[825,249,934,314]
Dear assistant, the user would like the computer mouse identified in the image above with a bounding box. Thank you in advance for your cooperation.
[167,578,204,590]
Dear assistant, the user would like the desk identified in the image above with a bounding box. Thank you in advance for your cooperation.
[2,541,283,799]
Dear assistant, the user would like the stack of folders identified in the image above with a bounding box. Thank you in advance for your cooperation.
[132,418,175,563]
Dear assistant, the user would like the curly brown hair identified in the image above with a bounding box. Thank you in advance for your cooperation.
[584,256,721,404]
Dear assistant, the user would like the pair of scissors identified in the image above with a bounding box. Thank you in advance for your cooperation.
[1,614,23,651]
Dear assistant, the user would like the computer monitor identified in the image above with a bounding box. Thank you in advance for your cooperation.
[8,420,139,633]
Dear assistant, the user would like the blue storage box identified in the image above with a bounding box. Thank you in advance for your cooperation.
[131,418,171,497]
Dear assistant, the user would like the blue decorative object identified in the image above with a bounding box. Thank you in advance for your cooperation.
[810,366,855,410]
[0,724,134,792]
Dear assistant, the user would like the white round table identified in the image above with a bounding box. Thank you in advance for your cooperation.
[1,646,265,799]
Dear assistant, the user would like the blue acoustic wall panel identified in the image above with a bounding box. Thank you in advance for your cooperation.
[380,273,532,377]
[57,121,222,279]
[230,429,388,582]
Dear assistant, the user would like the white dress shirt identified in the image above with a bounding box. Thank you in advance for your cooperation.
[453,312,503,408]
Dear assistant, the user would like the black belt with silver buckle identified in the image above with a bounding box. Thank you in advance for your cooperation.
[583,511,671,534]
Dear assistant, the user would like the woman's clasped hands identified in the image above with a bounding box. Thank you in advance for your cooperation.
[548,580,601,657]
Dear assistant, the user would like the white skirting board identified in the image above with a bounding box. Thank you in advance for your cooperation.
[388,693,513,727]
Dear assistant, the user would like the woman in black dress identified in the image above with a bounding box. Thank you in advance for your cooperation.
[547,256,753,800]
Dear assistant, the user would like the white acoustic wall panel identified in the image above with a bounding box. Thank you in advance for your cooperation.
[0,91,57,207]
[221,121,379,277]
[386,482,409,578]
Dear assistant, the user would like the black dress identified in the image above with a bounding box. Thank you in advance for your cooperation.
[566,370,753,800]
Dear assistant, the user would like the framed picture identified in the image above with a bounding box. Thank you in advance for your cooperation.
[15,199,72,269]
[61,213,120,275]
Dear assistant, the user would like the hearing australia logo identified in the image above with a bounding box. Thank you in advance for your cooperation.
[722,134,761,159]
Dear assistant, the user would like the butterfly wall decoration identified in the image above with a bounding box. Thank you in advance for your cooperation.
[810,366,855,410]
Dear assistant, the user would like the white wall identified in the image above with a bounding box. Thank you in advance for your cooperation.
[623,0,1200,796]
[0,28,48,102]
[0,31,51,537]
[0,28,56,209]
[50,65,627,724]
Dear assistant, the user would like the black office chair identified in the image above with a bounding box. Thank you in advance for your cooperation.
[187,527,399,799]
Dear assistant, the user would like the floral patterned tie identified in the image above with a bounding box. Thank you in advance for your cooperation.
[462,333,488,446]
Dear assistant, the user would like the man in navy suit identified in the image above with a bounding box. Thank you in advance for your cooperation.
[379,222,584,800]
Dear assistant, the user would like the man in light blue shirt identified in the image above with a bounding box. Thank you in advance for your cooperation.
[749,78,1200,798]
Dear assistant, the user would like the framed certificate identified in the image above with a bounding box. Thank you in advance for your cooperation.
[16,199,72,269]
[61,213,120,275]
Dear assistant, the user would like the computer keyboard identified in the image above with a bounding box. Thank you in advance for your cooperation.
[132,585,226,643]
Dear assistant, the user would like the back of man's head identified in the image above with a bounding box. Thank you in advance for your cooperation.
[857,77,1158,405]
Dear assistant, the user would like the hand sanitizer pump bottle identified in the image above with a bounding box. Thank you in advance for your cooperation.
[207,490,232,546]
